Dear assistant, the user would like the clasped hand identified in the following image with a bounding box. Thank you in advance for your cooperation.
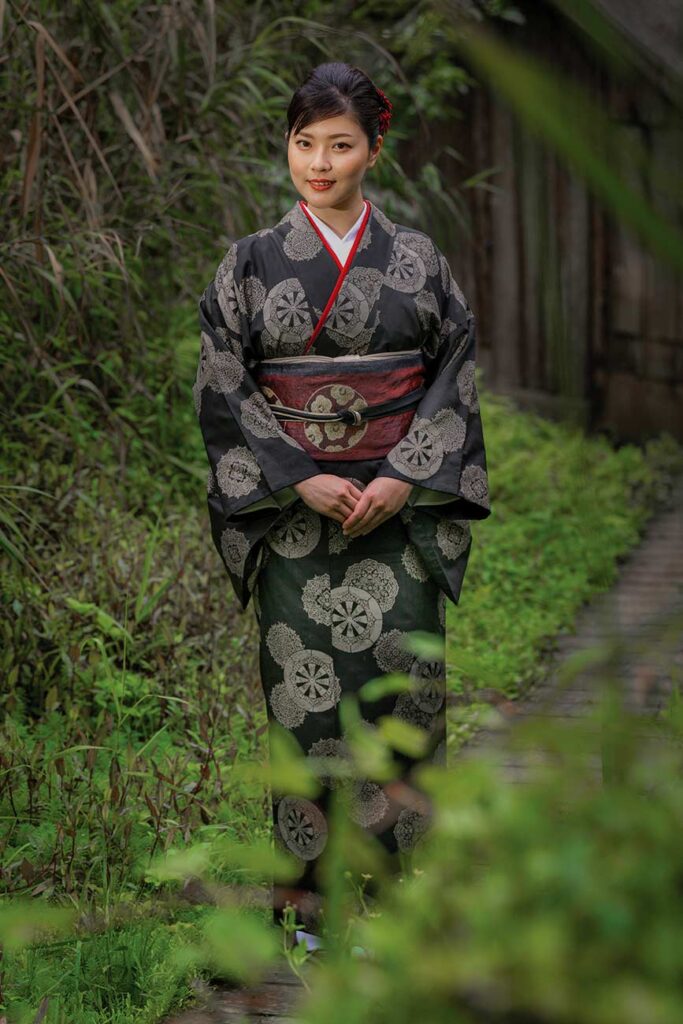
[293,474,413,538]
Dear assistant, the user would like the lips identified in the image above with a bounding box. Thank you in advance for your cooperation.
[309,179,335,185]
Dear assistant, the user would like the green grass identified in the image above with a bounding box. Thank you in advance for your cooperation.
[1,312,681,1020]
[443,391,682,745]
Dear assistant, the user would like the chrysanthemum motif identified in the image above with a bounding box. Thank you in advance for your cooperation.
[207,467,216,494]
[277,796,328,860]
[397,232,440,275]
[214,243,241,332]
[266,622,304,669]
[330,584,383,653]
[215,446,262,499]
[401,544,430,582]
[283,207,325,262]
[263,278,313,347]
[210,350,245,395]
[240,392,281,439]
[387,417,444,480]
[284,649,340,713]
[393,807,430,852]
[347,266,385,305]
[303,384,368,453]
[372,629,414,674]
[436,519,471,561]
[433,407,467,453]
[269,681,307,729]
[460,465,489,507]
[372,206,396,237]
[409,659,446,713]
[343,560,399,613]
[301,574,331,626]
[328,520,352,554]
[392,691,435,731]
[308,737,350,789]
[239,275,267,320]
[456,360,479,411]
[219,526,250,574]
[384,242,427,293]
[265,504,321,558]
[348,779,390,827]
[326,281,369,340]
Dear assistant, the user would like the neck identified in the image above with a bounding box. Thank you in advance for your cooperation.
[303,193,366,239]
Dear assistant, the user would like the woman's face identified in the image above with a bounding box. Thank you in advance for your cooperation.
[287,112,382,208]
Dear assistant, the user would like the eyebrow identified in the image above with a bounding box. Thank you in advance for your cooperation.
[295,131,354,139]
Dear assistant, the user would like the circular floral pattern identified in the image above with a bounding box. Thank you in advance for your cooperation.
[434,407,467,453]
[266,622,304,668]
[387,417,444,480]
[265,504,321,558]
[460,465,489,507]
[301,573,331,625]
[219,526,250,574]
[457,360,479,411]
[385,242,427,293]
[436,520,471,561]
[284,649,340,712]
[401,543,430,582]
[215,446,262,499]
[302,385,368,453]
[239,275,267,320]
[330,584,383,652]
[325,280,370,343]
[269,681,307,729]
[392,691,435,732]
[373,629,414,674]
[240,392,281,439]
[394,807,430,852]
[308,737,351,789]
[348,779,390,827]
[409,659,446,713]
[343,559,399,612]
[262,278,313,347]
[397,232,440,275]
[277,797,328,860]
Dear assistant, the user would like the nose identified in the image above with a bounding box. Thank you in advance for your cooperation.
[309,148,332,173]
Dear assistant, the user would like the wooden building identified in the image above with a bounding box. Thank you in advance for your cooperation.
[405,0,683,442]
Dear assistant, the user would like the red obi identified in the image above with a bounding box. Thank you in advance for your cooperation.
[254,348,425,461]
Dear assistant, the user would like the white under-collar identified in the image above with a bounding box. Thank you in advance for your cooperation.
[303,200,369,264]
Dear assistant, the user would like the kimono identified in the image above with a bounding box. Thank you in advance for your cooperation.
[195,197,490,932]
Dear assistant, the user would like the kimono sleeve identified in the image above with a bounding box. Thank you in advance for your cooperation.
[374,250,491,521]
[195,242,322,521]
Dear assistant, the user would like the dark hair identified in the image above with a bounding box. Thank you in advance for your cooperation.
[286,62,392,149]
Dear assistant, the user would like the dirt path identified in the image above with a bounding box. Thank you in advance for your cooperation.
[163,475,683,1023]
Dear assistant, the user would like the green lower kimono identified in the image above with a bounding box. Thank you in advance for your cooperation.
[252,487,447,933]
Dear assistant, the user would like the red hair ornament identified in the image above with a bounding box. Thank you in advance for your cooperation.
[376,86,393,137]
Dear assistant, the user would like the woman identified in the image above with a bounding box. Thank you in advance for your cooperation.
[195,62,491,942]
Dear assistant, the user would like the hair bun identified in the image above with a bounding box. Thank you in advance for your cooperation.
[375,86,393,137]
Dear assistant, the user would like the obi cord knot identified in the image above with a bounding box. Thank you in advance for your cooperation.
[375,86,393,137]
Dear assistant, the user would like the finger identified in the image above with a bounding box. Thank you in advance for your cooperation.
[342,497,370,529]
[346,505,383,537]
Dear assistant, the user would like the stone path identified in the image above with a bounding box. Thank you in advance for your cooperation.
[457,473,683,778]
[163,475,683,1024]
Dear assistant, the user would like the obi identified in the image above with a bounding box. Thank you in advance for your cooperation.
[254,348,426,461]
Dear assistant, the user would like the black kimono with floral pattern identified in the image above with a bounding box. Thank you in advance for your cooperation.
[195,197,490,932]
